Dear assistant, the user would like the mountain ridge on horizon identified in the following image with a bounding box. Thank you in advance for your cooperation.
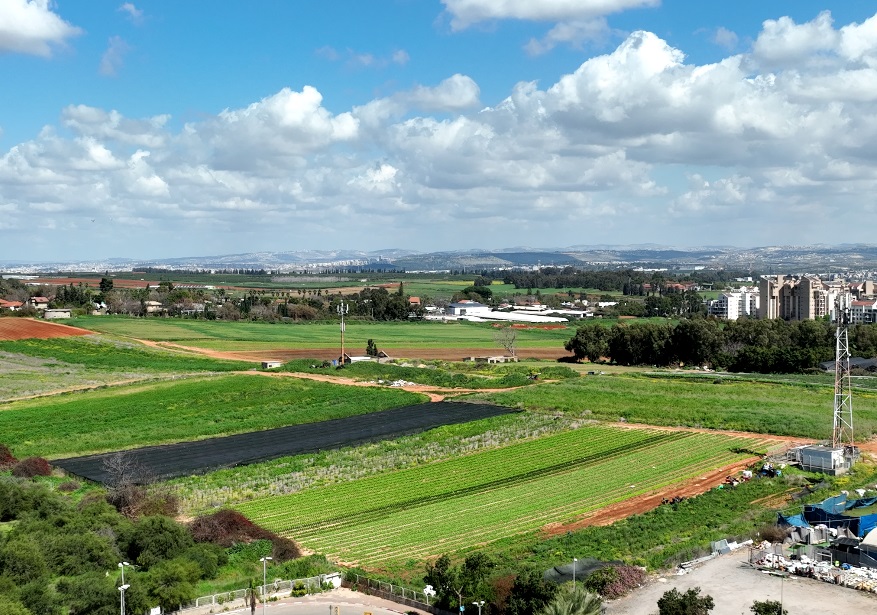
[3,243,877,273]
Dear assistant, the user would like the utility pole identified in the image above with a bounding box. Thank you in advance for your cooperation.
[337,299,349,364]
[833,292,854,450]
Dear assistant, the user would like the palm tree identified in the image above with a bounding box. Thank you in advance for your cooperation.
[540,584,603,615]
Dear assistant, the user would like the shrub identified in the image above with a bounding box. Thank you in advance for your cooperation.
[0,444,18,469]
[583,565,645,599]
[190,509,302,562]
[757,524,789,544]
[57,480,80,493]
[11,457,52,478]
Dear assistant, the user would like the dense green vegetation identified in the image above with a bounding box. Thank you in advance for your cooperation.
[0,477,335,614]
[566,318,877,372]
[238,425,770,570]
[469,373,877,439]
[0,375,425,458]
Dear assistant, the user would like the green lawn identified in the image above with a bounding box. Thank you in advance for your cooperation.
[0,374,425,458]
[467,373,877,439]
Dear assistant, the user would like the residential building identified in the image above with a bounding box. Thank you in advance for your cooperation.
[758,275,840,321]
[708,287,759,320]
[850,299,877,324]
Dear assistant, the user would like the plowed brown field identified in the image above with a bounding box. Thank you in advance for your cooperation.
[0,318,93,341]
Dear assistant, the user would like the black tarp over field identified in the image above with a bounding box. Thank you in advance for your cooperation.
[54,402,517,484]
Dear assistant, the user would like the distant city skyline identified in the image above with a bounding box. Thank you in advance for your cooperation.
[2,1,877,261]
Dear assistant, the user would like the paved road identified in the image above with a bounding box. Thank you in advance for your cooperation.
[197,588,428,615]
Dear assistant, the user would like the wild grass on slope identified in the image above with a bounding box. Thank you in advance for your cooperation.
[0,336,251,372]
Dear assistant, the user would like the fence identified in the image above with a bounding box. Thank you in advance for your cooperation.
[171,574,334,614]
[345,574,455,615]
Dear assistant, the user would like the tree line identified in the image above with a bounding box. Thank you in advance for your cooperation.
[566,318,877,372]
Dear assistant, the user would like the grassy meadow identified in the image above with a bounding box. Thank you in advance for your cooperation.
[0,374,425,458]
[468,373,877,439]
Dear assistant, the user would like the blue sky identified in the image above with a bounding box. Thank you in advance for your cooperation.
[2,1,877,261]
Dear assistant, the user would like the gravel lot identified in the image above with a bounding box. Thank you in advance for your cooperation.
[606,549,877,615]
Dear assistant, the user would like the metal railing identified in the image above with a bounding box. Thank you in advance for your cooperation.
[171,574,333,614]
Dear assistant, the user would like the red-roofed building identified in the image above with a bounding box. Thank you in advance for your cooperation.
[0,299,23,311]
[27,296,50,311]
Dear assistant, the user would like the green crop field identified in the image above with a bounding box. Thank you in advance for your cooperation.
[468,373,877,439]
[68,316,573,351]
[237,425,771,569]
[0,374,425,458]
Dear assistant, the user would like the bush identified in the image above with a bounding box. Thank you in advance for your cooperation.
[583,565,646,599]
[0,444,18,469]
[11,457,52,478]
[57,480,80,493]
[757,524,789,544]
[189,509,301,562]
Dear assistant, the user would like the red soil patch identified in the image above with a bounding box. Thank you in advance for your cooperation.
[541,459,764,537]
[0,318,94,341]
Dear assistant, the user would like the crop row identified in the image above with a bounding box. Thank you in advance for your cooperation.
[239,427,770,566]
[298,435,766,564]
[236,425,677,526]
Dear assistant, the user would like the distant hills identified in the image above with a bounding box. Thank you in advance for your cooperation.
[3,244,877,273]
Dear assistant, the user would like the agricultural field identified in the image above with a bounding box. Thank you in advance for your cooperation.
[54,402,515,483]
[0,330,254,400]
[237,424,778,570]
[468,373,877,440]
[0,374,425,458]
[67,316,574,352]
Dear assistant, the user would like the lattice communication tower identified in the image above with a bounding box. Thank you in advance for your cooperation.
[832,292,854,450]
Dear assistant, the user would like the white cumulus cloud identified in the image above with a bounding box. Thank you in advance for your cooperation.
[0,0,81,56]
[442,0,658,30]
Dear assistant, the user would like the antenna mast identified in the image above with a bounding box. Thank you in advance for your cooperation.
[832,292,854,449]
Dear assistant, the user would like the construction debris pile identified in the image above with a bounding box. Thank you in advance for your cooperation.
[752,541,877,594]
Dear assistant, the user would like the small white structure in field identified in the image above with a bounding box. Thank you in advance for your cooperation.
[261,360,282,369]
[43,308,72,319]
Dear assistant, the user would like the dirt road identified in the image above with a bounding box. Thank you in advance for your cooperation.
[606,548,877,615]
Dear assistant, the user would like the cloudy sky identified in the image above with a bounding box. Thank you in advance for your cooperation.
[2,1,877,261]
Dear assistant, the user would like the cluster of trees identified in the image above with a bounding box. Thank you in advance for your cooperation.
[0,451,301,615]
[566,318,877,372]
[471,267,751,295]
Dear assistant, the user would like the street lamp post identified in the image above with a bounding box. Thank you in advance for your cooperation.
[337,300,349,363]
[119,584,130,615]
[573,557,577,586]
[118,561,131,586]
[260,556,273,615]
[472,600,485,615]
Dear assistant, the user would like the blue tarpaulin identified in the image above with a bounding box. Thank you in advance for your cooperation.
[800,495,877,537]
[778,513,811,528]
